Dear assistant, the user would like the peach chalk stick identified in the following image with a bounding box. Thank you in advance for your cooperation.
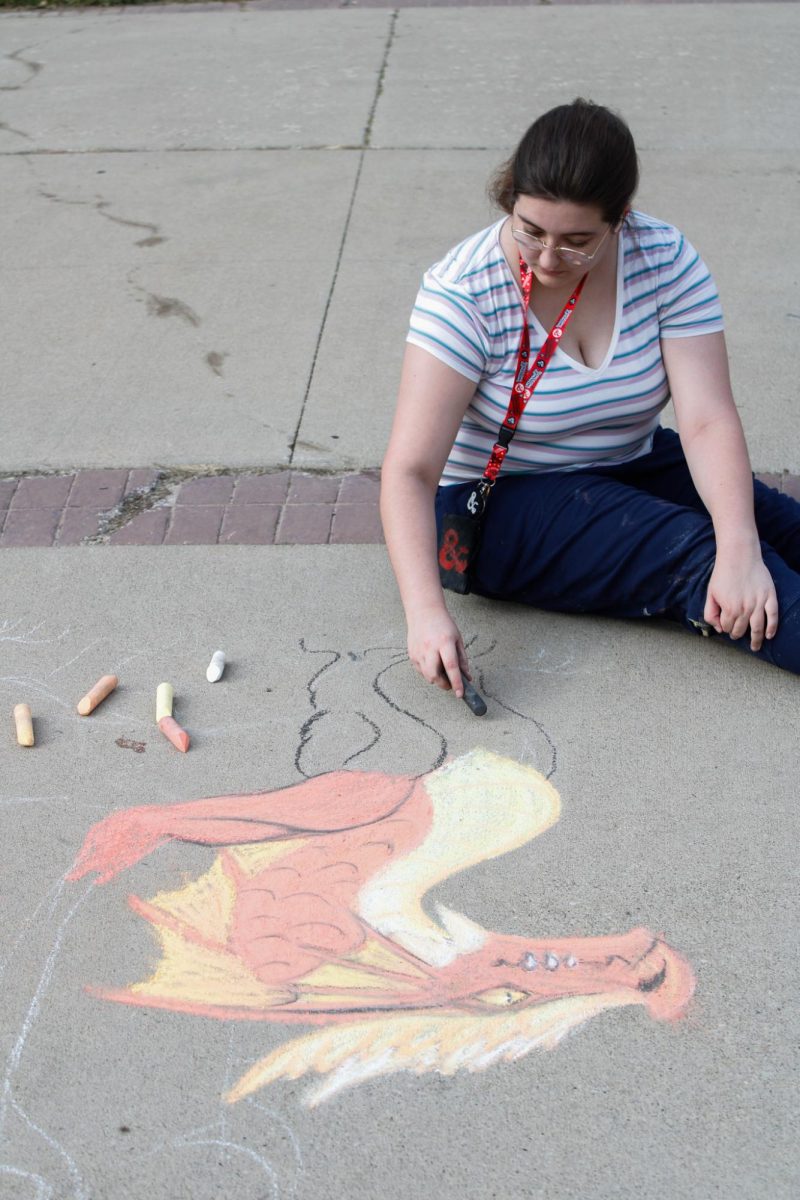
[156,682,174,723]
[158,715,190,753]
[77,674,119,716]
[14,703,34,747]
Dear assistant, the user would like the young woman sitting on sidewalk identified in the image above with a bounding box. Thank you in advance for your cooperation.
[380,99,800,694]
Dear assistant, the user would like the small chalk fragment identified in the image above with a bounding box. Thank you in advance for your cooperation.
[462,680,487,717]
[14,703,34,747]
[77,674,118,716]
[206,650,226,683]
[156,682,174,723]
[158,715,190,753]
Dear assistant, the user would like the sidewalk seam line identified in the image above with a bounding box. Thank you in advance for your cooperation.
[287,8,399,465]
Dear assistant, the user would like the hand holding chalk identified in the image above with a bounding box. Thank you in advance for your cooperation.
[462,678,487,717]
[206,651,226,682]
[77,674,118,716]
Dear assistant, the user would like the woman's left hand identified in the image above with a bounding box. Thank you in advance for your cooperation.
[704,549,779,652]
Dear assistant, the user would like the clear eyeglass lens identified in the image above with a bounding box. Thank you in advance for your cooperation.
[511,229,590,266]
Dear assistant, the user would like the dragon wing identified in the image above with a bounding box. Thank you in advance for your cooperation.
[225,992,636,1108]
[92,750,560,1015]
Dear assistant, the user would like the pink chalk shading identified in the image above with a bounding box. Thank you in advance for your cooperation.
[68,751,696,1103]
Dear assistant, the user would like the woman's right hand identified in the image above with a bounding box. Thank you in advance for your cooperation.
[407,605,471,696]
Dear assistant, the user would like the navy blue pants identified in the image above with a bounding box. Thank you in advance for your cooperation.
[436,428,800,675]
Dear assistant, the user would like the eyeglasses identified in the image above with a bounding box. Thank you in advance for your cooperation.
[510,220,613,268]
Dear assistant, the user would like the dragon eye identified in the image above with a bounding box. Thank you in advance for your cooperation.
[475,986,528,1008]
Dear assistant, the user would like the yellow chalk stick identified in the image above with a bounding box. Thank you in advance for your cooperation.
[77,674,119,716]
[14,703,34,747]
[156,682,174,723]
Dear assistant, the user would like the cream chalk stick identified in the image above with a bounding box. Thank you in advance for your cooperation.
[206,650,226,682]
[77,674,118,716]
[158,715,190,753]
[156,682,174,722]
[14,703,34,747]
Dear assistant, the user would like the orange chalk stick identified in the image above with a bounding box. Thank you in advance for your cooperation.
[158,715,190,753]
[14,703,34,747]
[77,674,119,716]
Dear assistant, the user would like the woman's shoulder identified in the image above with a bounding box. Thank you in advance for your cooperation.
[425,219,508,294]
[625,211,693,262]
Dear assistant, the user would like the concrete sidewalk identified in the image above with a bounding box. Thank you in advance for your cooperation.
[1,6,798,1200]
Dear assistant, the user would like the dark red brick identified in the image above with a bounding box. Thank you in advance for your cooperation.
[165,505,225,545]
[0,480,17,509]
[126,468,161,493]
[338,472,381,504]
[110,509,170,545]
[1,508,61,547]
[276,503,332,544]
[232,472,291,504]
[220,504,281,544]
[68,469,129,509]
[57,507,101,545]
[331,504,384,544]
[11,475,74,508]
[782,473,800,502]
[287,473,341,504]
[175,476,235,505]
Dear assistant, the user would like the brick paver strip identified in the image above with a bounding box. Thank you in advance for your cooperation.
[176,476,236,505]
[166,505,226,545]
[58,507,103,546]
[277,502,333,545]
[1,508,62,548]
[220,504,281,545]
[0,468,796,547]
[232,473,291,504]
[331,504,385,545]
[110,509,170,546]
[11,476,75,509]
[287,474,341,504]
[68,469,129,510]
[0,481,17,510]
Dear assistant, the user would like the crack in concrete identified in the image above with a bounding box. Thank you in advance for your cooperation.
[288,9,399,463]
[0,48,43,94]
[0,121,32,143]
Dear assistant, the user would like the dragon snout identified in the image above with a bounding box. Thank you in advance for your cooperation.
[634,936,695,1021]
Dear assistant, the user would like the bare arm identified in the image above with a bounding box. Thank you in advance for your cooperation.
[664,331,778,650]
[380,344,478,694]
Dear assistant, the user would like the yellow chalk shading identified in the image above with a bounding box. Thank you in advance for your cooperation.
[146,856,236,945]
[130,925,293,1011]
[156,682,174,722]
[77,674,118,716]
[225,992,637,1107]
[299,962,409,993]
[13,703,34,747]
[348,938,430,980]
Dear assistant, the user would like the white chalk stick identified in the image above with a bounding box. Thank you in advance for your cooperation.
[156,682,174,722]
[206,650,226,683]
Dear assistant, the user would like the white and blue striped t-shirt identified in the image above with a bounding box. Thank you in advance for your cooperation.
[407,211,724,486]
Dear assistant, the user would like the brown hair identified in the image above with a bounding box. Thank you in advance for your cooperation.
[489,99,639,225]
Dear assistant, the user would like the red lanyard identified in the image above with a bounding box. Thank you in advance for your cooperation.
[468,257,587,514]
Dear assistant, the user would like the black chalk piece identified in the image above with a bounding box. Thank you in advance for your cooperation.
[462,679,487,717]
